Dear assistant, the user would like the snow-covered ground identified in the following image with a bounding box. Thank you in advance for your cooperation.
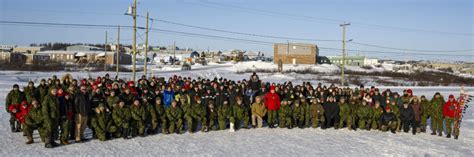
[0,66,473,156]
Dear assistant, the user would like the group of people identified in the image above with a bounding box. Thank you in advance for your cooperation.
[5,72,463,148]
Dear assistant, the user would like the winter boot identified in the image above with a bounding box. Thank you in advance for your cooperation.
[391,129,396,134]
[61,140,70,145]
[454,135,459,140]
[438,132,443,137]
[446,134,451,138]
[123,129,130,139]
[268,122,273,128]
[25,138,34,144]
[431,132,436,135]
[45,143,54,148]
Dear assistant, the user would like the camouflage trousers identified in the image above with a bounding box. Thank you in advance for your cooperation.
[445,117,460,136]
[381,121,397,132]
[339,115,353,129]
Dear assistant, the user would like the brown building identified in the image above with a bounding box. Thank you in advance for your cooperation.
[273,43,318,64]
[97,52,132,65]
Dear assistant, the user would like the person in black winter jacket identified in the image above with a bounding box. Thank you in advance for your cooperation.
[380,106,397,134]
[74,86,92,142]
[323,96,340,129]
[399,102,416,134]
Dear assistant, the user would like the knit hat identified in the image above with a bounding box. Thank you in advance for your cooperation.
[385,106,391,111]
[449,95,454,99]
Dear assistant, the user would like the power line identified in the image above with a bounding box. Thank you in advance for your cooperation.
[0,20,472,57]
[349,42,474,53]
[137,15,339,42]
[196,1,474,36]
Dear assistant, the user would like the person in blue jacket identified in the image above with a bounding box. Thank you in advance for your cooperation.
[163,86,174,108]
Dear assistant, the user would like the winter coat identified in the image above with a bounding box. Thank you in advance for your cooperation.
[74,92,92,116]
[23,86,38,104]
[309,103,325,118]
[166,106,183,121]
[251,102,267,117]
[372,106,384,122]
[278,104,292,119]
[411,103,423,122]
[380,112,397,125]
[5,90,24,113]
[218,104,232,119]
[400,106,415,122]
[25,106,50,128]
[42,94,59,120]
[233,103,248,119]
[163,90,174,108]
[292,105,305,121]
[9,103,30,124]
[430,97,445,117]
[112,106,131,128]
[339,102,351,117]
[357,105,373,120]
[119,93,136,106]
[58,96,74,120]
[106,96,120,110]
[131,105,147,121]
[264,92,281,111]
[443,100,461,118]
[323,102,340,119]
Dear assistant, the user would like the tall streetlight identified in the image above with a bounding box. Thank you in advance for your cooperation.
[125,0,137,81]
[340,22,350,86]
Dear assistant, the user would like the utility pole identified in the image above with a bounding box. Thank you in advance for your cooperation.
[116,25,120,78]
[131,0,137,81]
[173,41,176,65]
[340,22,350,86]
[144,12,149,77]
[104,31,108,72]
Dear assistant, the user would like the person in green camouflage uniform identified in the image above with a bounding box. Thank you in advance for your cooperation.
[419,95,430,132]
[301,98,311,128]
[153,97,168,134]
[130,100,147,137]
[192,96,208,132]
[106,90,120,110]
[24,81,38,104]
[338,98,352,129]
[357,101,373,130]
[348,96,360,130]
[91,104,117,141]
[37,79,49,102]
[25,100,55,148]
[371,101,384,130]
[208,101,219,131]
[166,100,184,134]
[388,99,401,132]
[231,97,250,130]
[112,101,131,139]
[5,84,24,132]
[278,99,293,129]
[292,100,305,128]
[180,96,194,133]
[309,98,325,128]
[145,97,157,135]
[42,88,60,141]
[218,100,232,130]
[429,93,445,136]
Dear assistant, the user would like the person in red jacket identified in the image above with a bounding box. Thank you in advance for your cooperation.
[443,95,461,139]
[264,85,280,128]
[9,100,31,136]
